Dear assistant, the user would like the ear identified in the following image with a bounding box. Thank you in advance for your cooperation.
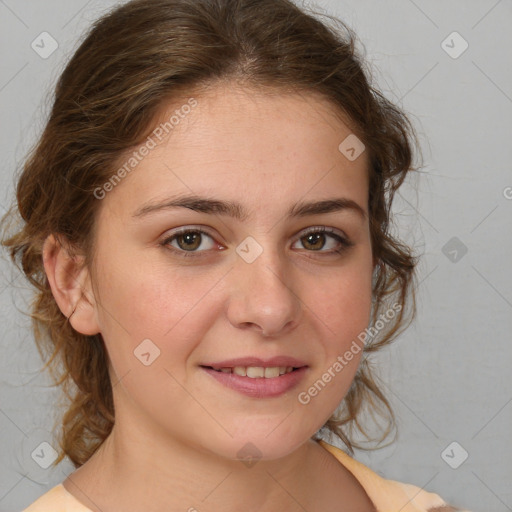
[42,234,100,336]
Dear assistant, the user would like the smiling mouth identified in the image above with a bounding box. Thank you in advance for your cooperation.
[200,365,304,378]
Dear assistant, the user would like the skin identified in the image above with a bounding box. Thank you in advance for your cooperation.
[43,83,377,511]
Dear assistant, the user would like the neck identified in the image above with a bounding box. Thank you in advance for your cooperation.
[64,408,324,512]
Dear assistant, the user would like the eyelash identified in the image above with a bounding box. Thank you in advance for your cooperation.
[159,226,354,259]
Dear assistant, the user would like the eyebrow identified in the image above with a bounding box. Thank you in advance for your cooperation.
[132,194,367,221]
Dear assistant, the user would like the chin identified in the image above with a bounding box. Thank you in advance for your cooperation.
[198,426,313,464]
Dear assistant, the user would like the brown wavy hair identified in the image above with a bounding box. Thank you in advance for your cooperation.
[1,0,420,468]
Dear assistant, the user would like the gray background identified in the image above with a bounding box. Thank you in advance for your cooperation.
[0,0,511,511]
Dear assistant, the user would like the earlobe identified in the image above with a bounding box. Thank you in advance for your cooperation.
[42,234,100,336]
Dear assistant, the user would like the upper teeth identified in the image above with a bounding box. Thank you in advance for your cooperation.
[216,366,295,378]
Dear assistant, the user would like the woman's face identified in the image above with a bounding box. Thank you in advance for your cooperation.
[87,84,373,461]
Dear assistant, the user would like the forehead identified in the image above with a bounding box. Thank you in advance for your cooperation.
[169,83,363,151]
[98,84,369,222]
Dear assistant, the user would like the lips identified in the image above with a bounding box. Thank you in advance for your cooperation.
[200,365,308,398]
[199,356,309,397]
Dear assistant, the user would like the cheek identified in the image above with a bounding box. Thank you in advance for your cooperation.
[92,253,192,359]
[304,252,373,393]
[92,264,214,420]
[314,255,373,344]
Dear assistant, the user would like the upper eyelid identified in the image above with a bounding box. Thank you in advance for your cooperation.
[161,225,351,248]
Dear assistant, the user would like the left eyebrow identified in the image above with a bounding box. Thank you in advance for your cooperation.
[132,194,367,221]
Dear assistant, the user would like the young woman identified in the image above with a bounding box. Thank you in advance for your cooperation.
[1,0,471,510]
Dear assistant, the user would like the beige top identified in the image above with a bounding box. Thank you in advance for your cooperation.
[23,439,471,512]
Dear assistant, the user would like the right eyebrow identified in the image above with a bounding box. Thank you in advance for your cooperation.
[132,194,368,222]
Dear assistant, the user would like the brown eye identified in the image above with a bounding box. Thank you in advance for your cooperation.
[160,228,217,258]
[176,231,202,251]
[293,227,353,255]
[301,232,328,251]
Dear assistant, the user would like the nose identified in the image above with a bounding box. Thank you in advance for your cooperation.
[226,244,303,338]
